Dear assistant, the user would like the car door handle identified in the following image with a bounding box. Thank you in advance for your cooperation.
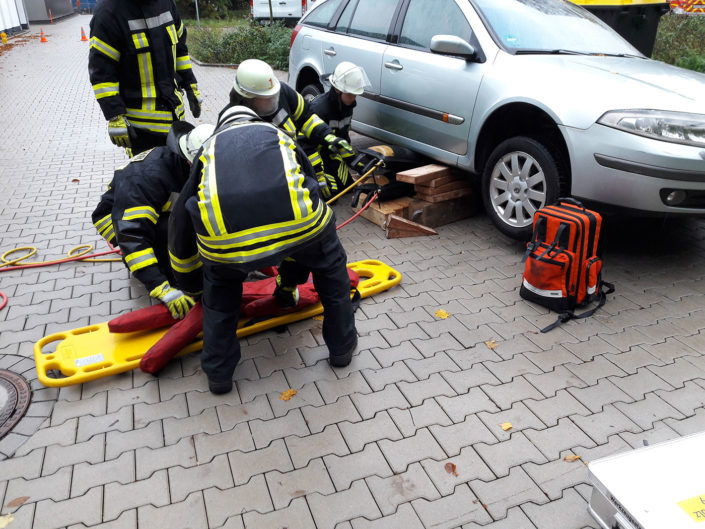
[384,61,403,71]
[324,48,337,56]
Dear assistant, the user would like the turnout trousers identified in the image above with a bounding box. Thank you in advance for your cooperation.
[201,226,357,384]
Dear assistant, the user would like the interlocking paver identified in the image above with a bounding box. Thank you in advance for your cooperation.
[216,394,274,430]
[475,432,548,477]
[421,444,494,495]
[481,376,544,410]
[478,402,547,442]
[136,437,198,480]
[266,458,335,509]
[567,378,634,413]
[203,474,271,527]
[6,466,72,503]
[366,462,440,515]
[361,362,418,391]
[163,407,220,446]
[76,406,132,443]
[249,408,309,448]
[442,363,501,393]
[351,384,410,420]
[412,484,492,528]
[105,420,163,459]
[242,497,314,529]
[286,424,350,468]
[302,395,361,433]
[104,470,170,521]
[71,450,134,496]
[613,392,684,429]
[525,418,597,460]
[134,394,189,428]
[138,492,209,528]
[521,487,598,529]
[324,442,393,491]
[472,466,548,519]
[664,407,705,435]
[461,506,538,529]
[525,389,591,426]
[525,365,587,398]
[619,420,681,449]
[571,404,642,444]
[522,451,588,500]
[33,487,103,529]
[378,428,445,473]
[68,510,136,529]
[436,387,498,421]
[308,479,381,529]
[228,439,293,485]
[350,503,425,529]
[429,413,497,457]
[169,454,234,502]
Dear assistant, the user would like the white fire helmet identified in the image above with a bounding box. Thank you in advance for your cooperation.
[233,59,281,117]
[329,62,371,95]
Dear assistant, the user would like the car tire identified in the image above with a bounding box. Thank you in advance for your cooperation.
[301,82,323,103]
[481,136,565,240]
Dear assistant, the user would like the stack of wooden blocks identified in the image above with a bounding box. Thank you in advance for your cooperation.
[352,163,476,238]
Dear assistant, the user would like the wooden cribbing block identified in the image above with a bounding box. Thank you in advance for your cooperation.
[383,214,438,239]
[417,173,463,189]
[396,164,451,185]
[407,196,477,228]
[415,180,471,195]
[415,187,473,203]
[352,195,413,228]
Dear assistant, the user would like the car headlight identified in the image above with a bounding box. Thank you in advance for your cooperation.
[598,110,705,148]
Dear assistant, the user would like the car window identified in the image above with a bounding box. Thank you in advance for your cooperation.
[335,0,356,33]
[347,0,398,41]
[399,0,473,50]
[303,0,344,28]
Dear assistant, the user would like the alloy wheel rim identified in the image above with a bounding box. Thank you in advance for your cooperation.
[489,150,547,228]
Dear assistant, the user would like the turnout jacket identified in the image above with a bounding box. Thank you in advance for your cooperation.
[169,119,334,294]
[304,89,357,189]
[89,0,197,134]
[92,147,191,291]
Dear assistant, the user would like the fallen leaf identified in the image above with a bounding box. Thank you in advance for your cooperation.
[563,454,581,462]
[435,309,450,319]
[5,497,29,509]
[500,422,513,431]
[313,315,324,321]
[0,514,13,528]
[485,340,498,350]
[71,178,80,183]
[444,462,458,477]
[279,389,297,401]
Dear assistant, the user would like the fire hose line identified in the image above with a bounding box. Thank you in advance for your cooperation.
[0,161,385,311]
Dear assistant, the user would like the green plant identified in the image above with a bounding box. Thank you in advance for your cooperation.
[652,13,705,68]
[187,22,293,69]
[675,51,705,73]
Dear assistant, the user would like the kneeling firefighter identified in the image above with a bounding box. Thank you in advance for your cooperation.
[218,59,355,199]
[92,122,215,319]
[301,62,370,197]
[169,106,358,395]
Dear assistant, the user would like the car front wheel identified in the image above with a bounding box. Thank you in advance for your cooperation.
[481,136,565,240]
[301,82,323,102]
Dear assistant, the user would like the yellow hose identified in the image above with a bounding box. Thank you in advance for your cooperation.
[0,244,122,269]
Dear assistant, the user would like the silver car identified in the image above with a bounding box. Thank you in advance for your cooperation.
[289,0,705,239]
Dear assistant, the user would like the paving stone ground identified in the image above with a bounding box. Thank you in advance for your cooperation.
[1,13,705,529]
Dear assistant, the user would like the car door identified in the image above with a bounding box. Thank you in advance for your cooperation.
[380,0,487,157]
[253,0,301,19]
[321,0,401,130]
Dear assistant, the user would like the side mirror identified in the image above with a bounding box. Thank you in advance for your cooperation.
[430,35,477,61]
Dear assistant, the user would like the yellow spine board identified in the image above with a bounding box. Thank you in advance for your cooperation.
[34,260,401,388]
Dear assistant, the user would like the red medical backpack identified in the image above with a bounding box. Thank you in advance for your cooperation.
[520,198,614,332]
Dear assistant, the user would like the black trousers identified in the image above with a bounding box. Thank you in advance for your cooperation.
[201,226,356,383]
[129,129,168,156]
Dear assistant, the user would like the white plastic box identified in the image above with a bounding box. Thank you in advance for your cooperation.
[588,431,705,529]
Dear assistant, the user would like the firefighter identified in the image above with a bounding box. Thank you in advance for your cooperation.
[303,62,370,197]
[218,58,355,199]
[92,122,215,319]
[88,0,203,156]
[169,106,358,394]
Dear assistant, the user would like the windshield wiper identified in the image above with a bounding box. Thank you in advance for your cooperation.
[588,52,645,59]
[514,49,589,55]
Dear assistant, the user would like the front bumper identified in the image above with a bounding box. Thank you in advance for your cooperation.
[561,123,705,213]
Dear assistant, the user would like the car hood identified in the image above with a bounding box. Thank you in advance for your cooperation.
[486,53,705,129]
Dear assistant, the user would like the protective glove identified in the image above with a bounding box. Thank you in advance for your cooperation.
[317,172,332,199]
[185,83,203,118]
[149,281,196,319]
[108,115,133,148]
[274,275,300,309]
[324,134,355,157]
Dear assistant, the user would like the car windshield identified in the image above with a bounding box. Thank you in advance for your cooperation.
[471,0,641,56]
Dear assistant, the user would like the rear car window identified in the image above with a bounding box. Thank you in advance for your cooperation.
[303,0,344,27]
[347,0,399,41]
[399,0,473,50]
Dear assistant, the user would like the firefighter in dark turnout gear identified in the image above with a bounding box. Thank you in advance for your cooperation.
[302,62,371,197]
[89,0,203,156]
[169,106,358,394]
[218,59,355,199]
[92,122,215,319]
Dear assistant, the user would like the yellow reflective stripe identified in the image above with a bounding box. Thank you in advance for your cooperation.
[176,55,192,71]
[123,206,158,224]
[293,92,305,120]
[302,115,325,138]
[94,213,112,232]
[103,227,116,243]
[125,248,158,272]
[198,206,332,263]
[169,251,202,273]
[199,201,326,250]
[92,82,119,99]
[126,120,172,133]
[90,36,120,61]
[124,107,173,120]
[308,151,322,166]
[278,130,310,219]
[137,51,156,111]
[131,32,148,49]
[166,24,178,44]
[282,118,297,137]
[177,21,184,38]
[338,162,350,185]
[197,141,227,237]
[173,89,185,120]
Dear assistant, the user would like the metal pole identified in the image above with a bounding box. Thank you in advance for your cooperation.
[268,0,273,23]
[194,0,200,27]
